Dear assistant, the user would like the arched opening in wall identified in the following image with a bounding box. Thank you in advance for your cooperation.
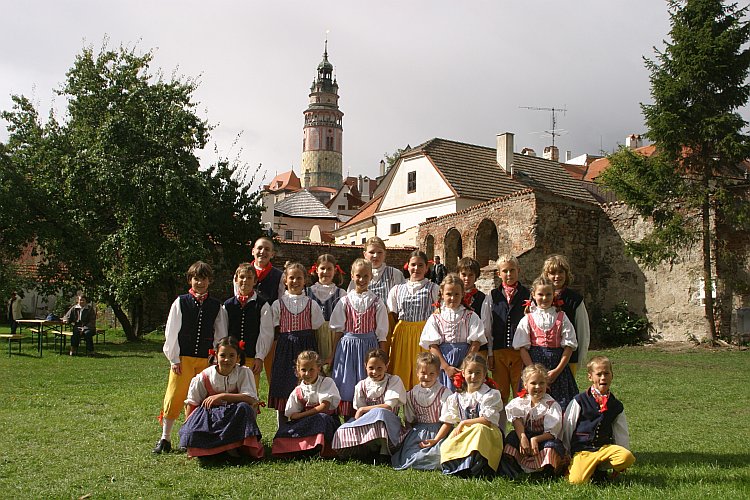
[424,234,435,260]
[475,219,499,267]
[444,228,463,272]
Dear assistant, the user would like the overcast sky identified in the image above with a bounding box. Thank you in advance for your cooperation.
[0,1,713,189]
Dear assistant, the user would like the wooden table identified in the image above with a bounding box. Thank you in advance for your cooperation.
[15,319,65,357]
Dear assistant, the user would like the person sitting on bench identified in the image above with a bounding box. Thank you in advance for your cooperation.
[62,295,97,356]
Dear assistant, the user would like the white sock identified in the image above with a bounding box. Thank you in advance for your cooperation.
[161,418,175,442]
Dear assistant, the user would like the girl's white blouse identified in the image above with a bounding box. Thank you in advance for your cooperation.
[440,384,505,427]
[309,282,343,302]
[184,364,257,406]
[270,292,325,329]
[404,382,450,423]
[328,290,389,340]
[504,393,563,438]
[419,305,487,349]
[284,376,341,417]
[353,373,407,410]
[512,306,577,350]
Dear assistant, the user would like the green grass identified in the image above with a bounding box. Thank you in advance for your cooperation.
[0,331,748,499]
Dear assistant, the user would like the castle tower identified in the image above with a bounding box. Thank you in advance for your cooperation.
[301,41,343,189]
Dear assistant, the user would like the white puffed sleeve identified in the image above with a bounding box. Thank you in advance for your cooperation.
[512,315,532,350]
[574,301,590,365]
[254,302,274,360]
[466,311,487,345]
[271,299,282,327]
[479,298,493,351]
[184,372,208,406]
[374,299,389,341]
[419,314,443,350]
[328,297,347,332]
[390,266,406,287]
[383,375,407,410]
[439,394,461,425]
[478,388,505,427]
[542,397,563,438]
[284,388,304,417]
[318,377,342,409]
[386,286,400,314]
[352,380,367,410]
[560,313,578,350]
[163,298,182,365]
[504,396,529,423]
[612,411,630,449]
[236,365,258,399]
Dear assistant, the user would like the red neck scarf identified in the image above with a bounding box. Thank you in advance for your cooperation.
[189,288,208,304]
[503,282,518,302]
[237,290,255,308]
[463,288,478,308]
[591,386,610,413]
[252,260,273,283]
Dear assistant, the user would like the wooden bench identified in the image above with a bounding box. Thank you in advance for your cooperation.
[54,328,106,354]
[0,333,24,357]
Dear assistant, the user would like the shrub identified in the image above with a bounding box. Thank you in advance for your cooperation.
[596,301,653,347]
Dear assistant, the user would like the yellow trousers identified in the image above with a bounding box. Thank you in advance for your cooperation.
[490,348,523,403]
[568,444,635,484]
[162,356,210,421]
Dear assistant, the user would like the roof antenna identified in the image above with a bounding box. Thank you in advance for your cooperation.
[519,105,568,148]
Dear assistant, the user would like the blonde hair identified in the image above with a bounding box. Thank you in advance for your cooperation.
[440,273,465,295]
[351,258,372,274]
[542,254,574,286]
[297,350,323,368]
[282,261,309,287]
[587,355,613,373]
[364,236,386,252]
[496,254,519,269]
[234,262,257,281]
[521,363,549,385]
[416,351,441,371]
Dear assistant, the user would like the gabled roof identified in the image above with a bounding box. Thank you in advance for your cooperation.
[403,138,597,204]
[337,193,383,230]
[274,189,338,219]
[265,170,301,192]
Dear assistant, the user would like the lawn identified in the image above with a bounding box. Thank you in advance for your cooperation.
[0,331,747,499]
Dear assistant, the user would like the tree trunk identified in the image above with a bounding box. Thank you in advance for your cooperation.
[110,302,135,340]
[701,178,717,343]
[128,297,144,339]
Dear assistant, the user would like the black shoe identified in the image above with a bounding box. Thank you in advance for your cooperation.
[177,446,187,453]
[152,439,172,454]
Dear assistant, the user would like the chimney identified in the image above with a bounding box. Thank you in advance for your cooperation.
[520,147,536,157]
[379,159,386,176]
[362,176,371,200]
[496,132,514,175]
[565,150,572,162]
[358,174,363,194]
[626,134,643,149]
[543,145,559,162]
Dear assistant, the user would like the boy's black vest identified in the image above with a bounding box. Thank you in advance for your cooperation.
[224,296,267,358]
[490,284,531,350]
[255,267,283,304]
[465,291,487,351]
[177,294,221,358]
[570,389,624,454]
[557,288,584,363]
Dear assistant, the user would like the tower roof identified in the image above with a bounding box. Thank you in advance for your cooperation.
[317,40,333,72]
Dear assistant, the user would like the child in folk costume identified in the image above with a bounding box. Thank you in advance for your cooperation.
[513,276,578,412]
[420,273,487,391]
[351,236,406,349]
[391,352,451,471]
[332,349,406,460]
[455,258,492,364]
[178,337,263,459]
[272,350,341,458]
[306,254,346,368]
[439,353,505,477]
[543,254,590,376]
[563,356,635,484]
[387,250,439,390]
[501,364,565,478]
[224,263,274,389]
[266,262,324,413]
[329,259,389,418]
[489,255,531,403]
[154,261,228,454]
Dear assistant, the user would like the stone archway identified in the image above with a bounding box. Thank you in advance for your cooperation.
[444,228,463,272]
[475,218,499,267]
[424,234,435,260]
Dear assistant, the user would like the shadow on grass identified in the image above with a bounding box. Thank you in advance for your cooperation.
[637,451,750,468]
[629,451,750,489]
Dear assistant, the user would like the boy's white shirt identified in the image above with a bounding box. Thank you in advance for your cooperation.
[561,395,630,454]
[163,296,228,365]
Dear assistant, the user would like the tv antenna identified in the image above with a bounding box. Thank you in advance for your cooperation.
[520,105,567,148]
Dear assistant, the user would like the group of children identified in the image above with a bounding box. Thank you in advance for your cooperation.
[153,235,634,484]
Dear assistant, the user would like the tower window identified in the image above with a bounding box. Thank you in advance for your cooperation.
[407,171,416,193]
[326,136,334,150]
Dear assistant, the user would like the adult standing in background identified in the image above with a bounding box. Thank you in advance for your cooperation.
[7,291,23,335]
[431,256,447,285]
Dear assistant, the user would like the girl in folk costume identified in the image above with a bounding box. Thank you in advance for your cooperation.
[420,273,487,391]
[501,364,565,478]
[543,254,590,376]
[272,350,341,458]
[178,337,263,459]
[512,276,579,411]
[306,254,346,368]
[391,352,451,471]
[387,250,439,390]
[350,236,406,348]
[439,353,505,477]
[250,236,285,387]
[332,349,407,460]
[329,259,389,418]
[266,262,324,414]
[224,263,274,389]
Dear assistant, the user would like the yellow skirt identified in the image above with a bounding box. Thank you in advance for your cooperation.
[315,321,335,361]
[389,320,426,390]
[440,423,503,472]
